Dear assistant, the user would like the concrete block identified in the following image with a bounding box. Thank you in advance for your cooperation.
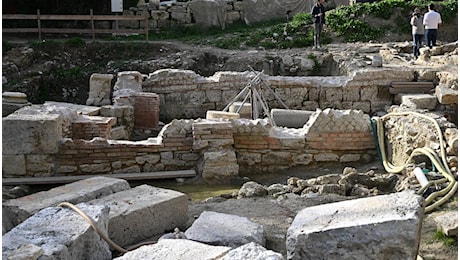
[113,239,231,260]
[87,184,189,247]
[286,191,424,260]
[3,177,130,231]
[435,84,458,105]
[229,102,253,119]
[185,211,265,248]
[2,203,111,260]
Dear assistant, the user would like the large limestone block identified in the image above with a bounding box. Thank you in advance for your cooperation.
[185,211,265,248]
[114,239,231,260]
[398,93,438,110]
[435,83,458,105]
[87,73,114,106]
[2,113,62,155]
[2,203,111,260]
[88,184,189,247]
[286,191,424,260]
[3,177,130,231]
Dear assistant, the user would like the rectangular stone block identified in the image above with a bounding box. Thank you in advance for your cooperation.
[286,191,424,260]
[3,177,131,232]
[2,113,62,155]
[2,203,111,260]
[87,184,189,247]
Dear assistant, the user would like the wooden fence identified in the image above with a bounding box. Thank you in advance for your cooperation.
[2,9,149,41]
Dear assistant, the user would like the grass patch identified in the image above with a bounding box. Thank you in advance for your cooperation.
[434,230,457,247]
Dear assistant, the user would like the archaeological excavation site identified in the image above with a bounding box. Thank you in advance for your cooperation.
[2,1,458,259]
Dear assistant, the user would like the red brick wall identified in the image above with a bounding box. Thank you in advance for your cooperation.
[306,132,375,150]
[134,93,160,129]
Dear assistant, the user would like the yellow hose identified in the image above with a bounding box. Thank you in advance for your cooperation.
[371,112,457,213]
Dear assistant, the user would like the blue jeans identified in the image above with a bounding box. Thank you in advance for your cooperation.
[425,29,437,48]
[413,34,423,58]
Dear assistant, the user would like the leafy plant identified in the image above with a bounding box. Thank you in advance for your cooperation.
[434,231,457,247]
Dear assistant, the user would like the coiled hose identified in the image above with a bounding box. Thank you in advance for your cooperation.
[371,111,457,213]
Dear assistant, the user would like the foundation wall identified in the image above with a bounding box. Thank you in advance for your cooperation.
[3,109,377,180]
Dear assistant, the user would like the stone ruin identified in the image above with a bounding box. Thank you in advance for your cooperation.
[2,42,458,259]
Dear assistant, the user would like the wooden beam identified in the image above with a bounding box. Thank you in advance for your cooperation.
[2,170,197,186]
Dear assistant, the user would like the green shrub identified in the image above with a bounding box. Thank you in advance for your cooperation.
[65,37,86,47]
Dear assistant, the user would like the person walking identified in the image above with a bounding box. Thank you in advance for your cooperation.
[423,3,442,48]
[410,7,424,59]
[311,0,326,49]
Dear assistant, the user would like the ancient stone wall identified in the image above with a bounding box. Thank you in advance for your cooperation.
[2,107,376,181]
[142,68,426,122]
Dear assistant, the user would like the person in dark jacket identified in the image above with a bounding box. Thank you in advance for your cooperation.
[311,0,326,49]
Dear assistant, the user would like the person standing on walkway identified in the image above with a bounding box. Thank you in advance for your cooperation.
[311,0,326,49]
[423,3,442,48]
[410,7,424,59]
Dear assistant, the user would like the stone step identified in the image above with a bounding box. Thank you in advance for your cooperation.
[87,184,189,247]
[2,176,131,233]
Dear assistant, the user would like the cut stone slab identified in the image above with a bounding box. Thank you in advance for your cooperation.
[395,93,438,110]
[113,239,231,260]
[286,191,424,260]
[2,203,111,260]
[185,211,265,248]
[2,176,130,232]
[435,83,458,105]
[87,184,189,247]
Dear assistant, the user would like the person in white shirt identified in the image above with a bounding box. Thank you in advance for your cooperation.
[423,3,442,48]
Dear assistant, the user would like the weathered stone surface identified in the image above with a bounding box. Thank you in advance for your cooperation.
[2,113,62,155]
[286,191,424,260]
[206,110,240,119]
[2,203,111,260]
[432,210,458,237]
[113,239,231,260]
[436,83,458,104]
[398,93,438,110]
[87,184,189,247]
[237,181,268,198]
[2,177,130,231]
[221,242,284,260]
[185,211,265,248]
[87,73,113,106]
[271,109,313,128]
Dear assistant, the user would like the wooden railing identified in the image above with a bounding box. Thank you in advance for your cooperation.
[2,9,149,41]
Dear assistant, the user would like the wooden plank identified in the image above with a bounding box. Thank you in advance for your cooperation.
[3,28,145,35]
[391,82,434,88]
[389,87,433,94]
[2,170,196,186]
